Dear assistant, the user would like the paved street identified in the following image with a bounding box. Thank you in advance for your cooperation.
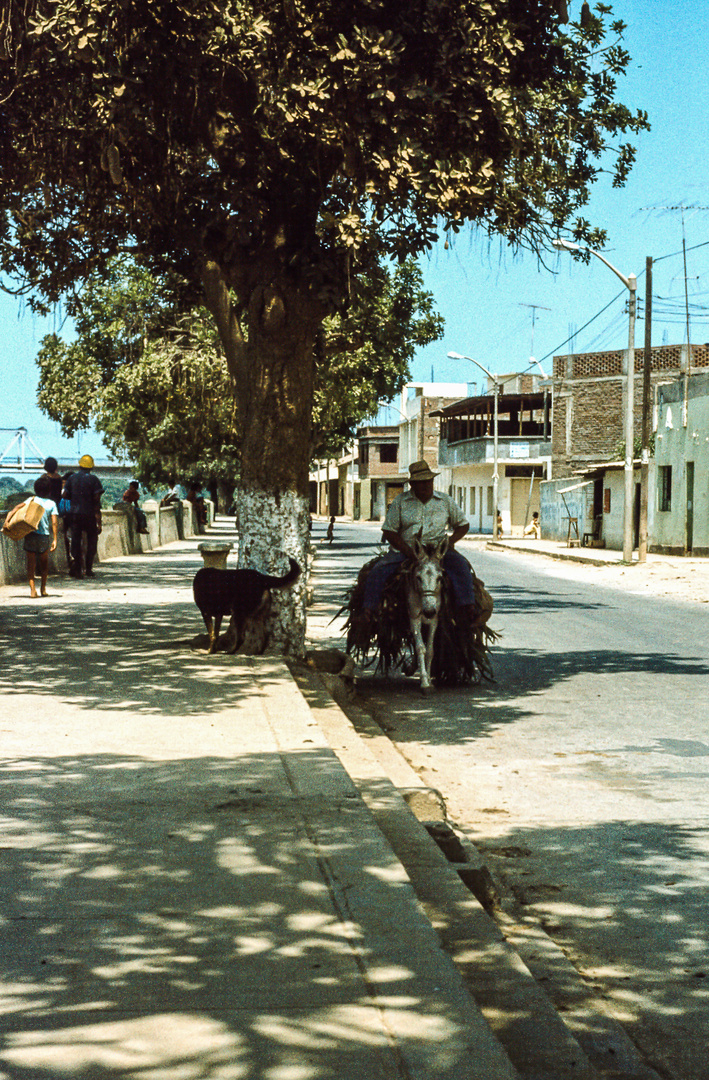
[308,520,709,1080]
[0,526,518,1080]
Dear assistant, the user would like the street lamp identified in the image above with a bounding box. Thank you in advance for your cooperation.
[528,357,549,379]
[552,239,637,562]
[448,351,500,536]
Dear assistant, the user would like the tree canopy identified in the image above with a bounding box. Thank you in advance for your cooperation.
[36,256,442,480]
[0,0,649,651]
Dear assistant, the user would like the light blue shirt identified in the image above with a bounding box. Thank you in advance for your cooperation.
[31,497,58,535]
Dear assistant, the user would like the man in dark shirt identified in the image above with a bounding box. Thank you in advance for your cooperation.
[63,455,104,578]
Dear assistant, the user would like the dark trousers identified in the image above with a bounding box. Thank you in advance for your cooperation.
[363,548,476,611]
[70,514,99,574]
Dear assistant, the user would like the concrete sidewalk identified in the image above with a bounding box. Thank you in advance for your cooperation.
[0,523,516,1080]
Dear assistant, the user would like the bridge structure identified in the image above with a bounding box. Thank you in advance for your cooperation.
[0,427,133,479]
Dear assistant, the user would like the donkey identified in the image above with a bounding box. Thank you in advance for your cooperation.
[405,534,448,693]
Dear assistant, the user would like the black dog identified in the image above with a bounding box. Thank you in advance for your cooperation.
[193,557,301,654]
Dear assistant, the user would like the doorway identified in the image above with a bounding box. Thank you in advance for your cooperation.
[510,477,541,535]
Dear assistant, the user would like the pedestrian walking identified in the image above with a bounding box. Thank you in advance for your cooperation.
[326,515,335,544]
[62,455,104,578]
[40,456,64,507]
[21,477,58,598]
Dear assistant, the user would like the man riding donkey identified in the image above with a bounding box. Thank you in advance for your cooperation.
[347,460,494,686]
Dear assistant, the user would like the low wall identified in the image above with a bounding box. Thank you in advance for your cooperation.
[0,499,210,586]
[540,479,594,542]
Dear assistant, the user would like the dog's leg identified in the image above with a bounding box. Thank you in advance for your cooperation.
[202,612,216,653]
[241,592,272,655]
[209,614,224,654]
[224,614,244,655]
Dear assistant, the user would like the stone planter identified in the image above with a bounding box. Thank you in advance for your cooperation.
[197,542,233,569]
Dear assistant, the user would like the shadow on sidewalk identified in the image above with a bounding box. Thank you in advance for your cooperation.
[0,749,450,1078]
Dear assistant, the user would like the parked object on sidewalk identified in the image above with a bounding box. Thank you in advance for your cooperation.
[2,496,45,540]
[193,557,301,654]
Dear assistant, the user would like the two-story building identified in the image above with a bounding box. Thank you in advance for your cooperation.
[351,383,468,521]
[353,425,403,520]
[542,343,709,549]
[433,373,552,534]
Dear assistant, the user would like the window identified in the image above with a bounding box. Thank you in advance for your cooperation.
[470,487,476,514]
[379,443,397,463]
[659,466,672,512]
[487,486,494,517]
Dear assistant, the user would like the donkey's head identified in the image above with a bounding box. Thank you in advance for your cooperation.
[409,533,448,620]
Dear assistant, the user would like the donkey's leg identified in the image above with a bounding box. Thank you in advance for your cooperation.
[411,615,432,692]
[423,615,437,689]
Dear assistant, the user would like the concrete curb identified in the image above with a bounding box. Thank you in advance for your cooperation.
[484,540,623,568]
[293,661,614,1079]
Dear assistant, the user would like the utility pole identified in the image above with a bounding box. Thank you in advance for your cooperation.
[638,257,652,562]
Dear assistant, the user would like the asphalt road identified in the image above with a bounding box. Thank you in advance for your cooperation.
[309,520,709,1080]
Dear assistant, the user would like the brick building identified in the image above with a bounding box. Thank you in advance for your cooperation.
[353,425,403,520]
[351,383,468,521]
[552,342,709,477]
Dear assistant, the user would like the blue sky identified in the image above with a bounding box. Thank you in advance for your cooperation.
[3,0,709,462]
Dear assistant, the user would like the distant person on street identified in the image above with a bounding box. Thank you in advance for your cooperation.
[40,456,64,507]
[63,455,104,578]
[523,512,541,539]
[21,476,58,598]
[186,483,208,528]
[326,515,335,544]
[121,480,149,533]
[160,479,184,506]
[496,509,503,539]
[58,470,74,572]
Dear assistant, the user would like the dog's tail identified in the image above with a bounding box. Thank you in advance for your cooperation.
[263,556,301,589]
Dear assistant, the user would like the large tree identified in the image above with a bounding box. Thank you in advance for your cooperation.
[36,255,442,482]
[0,0,648,652]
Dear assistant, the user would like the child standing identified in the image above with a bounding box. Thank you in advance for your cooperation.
[326,516,335,544]
[22,477,59,598]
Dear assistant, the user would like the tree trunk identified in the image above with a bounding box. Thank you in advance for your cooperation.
[206,271,320,656]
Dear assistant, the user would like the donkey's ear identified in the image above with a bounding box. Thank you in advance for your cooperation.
[411,533,425,559]
[434,535,449,561]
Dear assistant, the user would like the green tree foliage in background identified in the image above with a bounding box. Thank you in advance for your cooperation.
[36,259,240,489]
[313,259,443,458]
[0,0,649,651]
[36,256,442,480]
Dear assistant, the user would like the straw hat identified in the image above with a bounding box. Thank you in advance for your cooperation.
[408,460,439,482]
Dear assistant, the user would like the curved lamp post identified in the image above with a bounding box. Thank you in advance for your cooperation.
[448,351,500,535]
[553,239,637,562]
